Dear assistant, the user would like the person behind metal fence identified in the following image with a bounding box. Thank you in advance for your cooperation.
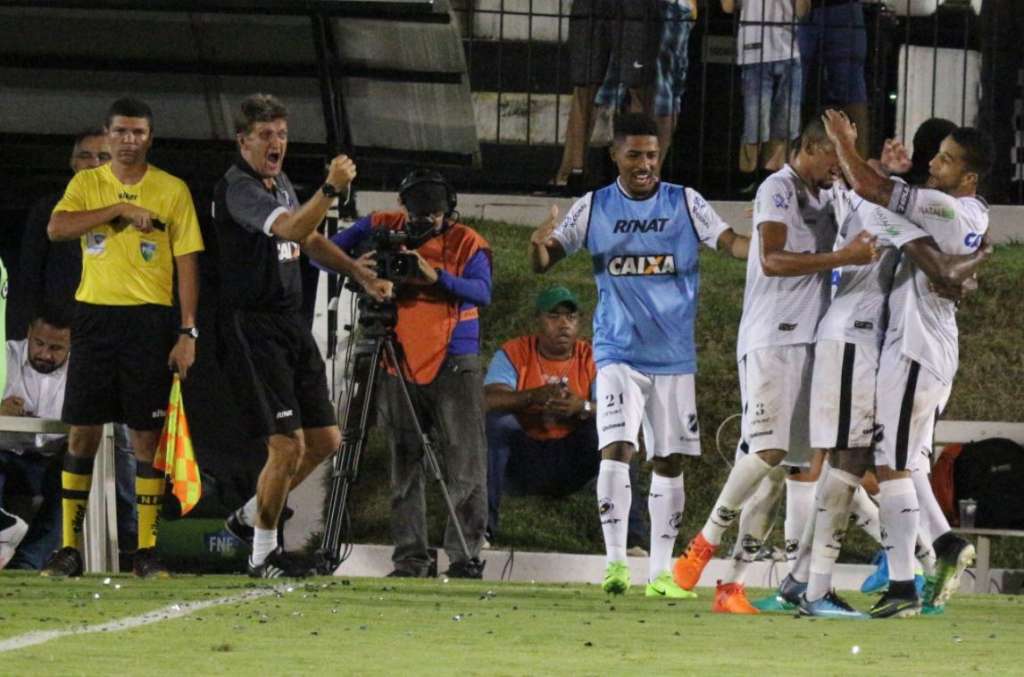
[43,96,205,579]
[212,93,382,579]
[798,0,869,158]
[483,286,647,554]
[723,0,809,185]
[328,169,491,579]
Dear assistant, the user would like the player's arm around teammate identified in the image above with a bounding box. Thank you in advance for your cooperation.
[824,109,992,298]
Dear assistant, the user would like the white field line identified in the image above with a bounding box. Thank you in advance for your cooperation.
[0,586,279,653]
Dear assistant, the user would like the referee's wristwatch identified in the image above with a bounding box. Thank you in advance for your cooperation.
[179,326,199,339]
[321,182,342,198]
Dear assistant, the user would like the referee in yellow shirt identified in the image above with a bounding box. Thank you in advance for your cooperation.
[43,97,204,578]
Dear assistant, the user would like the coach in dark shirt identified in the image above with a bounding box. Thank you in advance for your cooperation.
[212,93,386,578]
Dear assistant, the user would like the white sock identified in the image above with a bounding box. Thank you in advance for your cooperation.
[598,460,632,565]
[878,478,920,584]
[806,469,860,602]
[786,477,818,582]
[701,453,774,545]
[915,533,938,576]
[251,527,278,566]
[911,467,950,536]
[850,486,881,544]
[647,472,685,581]
[784,478,815,562]
[726,466,784,584]
[242,496,258,527]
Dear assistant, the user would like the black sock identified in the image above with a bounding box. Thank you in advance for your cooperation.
[0,509,15,530]
[889,579,917,598]
[932,531,961,559]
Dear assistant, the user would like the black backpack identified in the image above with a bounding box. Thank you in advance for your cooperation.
[953,438,1024,530]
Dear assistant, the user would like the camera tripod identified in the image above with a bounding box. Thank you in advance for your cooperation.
[315,296,477,575]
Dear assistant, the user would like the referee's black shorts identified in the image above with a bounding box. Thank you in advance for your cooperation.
[219,309,336,439]
[63,303,176,431]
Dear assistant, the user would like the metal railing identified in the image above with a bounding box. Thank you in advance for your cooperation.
[452,1,1017,202]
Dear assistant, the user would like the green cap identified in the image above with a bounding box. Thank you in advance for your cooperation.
[536,285,579,313]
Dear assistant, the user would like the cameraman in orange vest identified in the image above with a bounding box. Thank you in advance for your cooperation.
[484,286,645,550]
[329,170,491,579]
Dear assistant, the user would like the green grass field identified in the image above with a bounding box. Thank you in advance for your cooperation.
[2,572,1023,675]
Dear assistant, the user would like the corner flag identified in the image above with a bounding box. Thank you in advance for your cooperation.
[154,374,202,514]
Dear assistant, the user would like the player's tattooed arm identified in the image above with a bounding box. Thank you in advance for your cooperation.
[716,228,750,260]
[823,109,895,207]
[530,204,567,273]
[902,234,993,301]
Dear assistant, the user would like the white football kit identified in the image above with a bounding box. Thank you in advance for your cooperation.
[736,165,837,466]
[873,184,989,471]
[810,190,929,450]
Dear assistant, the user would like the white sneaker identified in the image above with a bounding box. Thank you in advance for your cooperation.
[0,511,29,570]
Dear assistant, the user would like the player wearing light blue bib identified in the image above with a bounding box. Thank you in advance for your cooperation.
[556,179,720,374]
[530,113,749,598]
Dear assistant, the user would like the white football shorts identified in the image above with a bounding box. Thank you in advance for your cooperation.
[595,363,701,459]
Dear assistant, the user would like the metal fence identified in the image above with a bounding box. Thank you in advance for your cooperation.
[452,1,1020,202]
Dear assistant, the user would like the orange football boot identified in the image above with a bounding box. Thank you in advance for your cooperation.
[713,581,760,614]
[672,532,717,590]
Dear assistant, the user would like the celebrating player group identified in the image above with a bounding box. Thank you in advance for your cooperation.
[531,108,993,619]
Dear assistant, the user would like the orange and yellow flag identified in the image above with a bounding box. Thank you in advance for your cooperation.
[154,375,202,515]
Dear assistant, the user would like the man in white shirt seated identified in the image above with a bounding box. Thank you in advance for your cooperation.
[0,312,71,570]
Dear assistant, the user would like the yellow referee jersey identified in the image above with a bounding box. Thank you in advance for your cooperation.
[52,163,204,306]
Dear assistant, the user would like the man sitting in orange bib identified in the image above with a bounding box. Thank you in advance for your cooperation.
[484,286,645,549]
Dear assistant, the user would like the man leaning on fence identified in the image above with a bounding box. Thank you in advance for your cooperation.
[42,97,204,578]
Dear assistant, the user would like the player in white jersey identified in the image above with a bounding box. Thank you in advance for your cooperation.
[530,113,749,598]
[672,118,879,613]
[824,109,994,618]
[786,124,992,618]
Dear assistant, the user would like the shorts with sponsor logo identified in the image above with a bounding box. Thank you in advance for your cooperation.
[220,310,335,438]
[810,339,879,450]
[595,363,700,459]
[63,303,175,431]
[738,345,813,467]
[873,347,951,473]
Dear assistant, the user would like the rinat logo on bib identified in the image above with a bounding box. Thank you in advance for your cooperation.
[140,241,157,262]
[118,191,138,201]
[607,254,675,276]
[612,217,669,234]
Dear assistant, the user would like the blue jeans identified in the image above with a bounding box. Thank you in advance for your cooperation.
[0,449,62,569]
[741,59,802,145]
[797,0,867,105]
[114,424,137,552]
[486,412,646,546]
